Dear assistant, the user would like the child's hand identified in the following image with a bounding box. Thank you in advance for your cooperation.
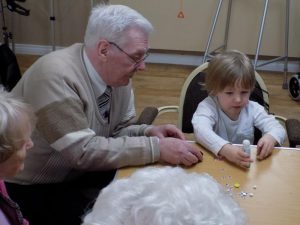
[218,144,253,168]
[256,134,277,160]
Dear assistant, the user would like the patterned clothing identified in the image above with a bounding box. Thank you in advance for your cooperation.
[97,86,112,121]
[0,181,28,225]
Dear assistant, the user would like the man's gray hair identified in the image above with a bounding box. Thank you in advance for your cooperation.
[84,4,153,48]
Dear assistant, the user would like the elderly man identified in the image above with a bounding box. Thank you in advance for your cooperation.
[6,4,202,225]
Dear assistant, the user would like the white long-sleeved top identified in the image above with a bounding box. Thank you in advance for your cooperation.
[192,96,286,156]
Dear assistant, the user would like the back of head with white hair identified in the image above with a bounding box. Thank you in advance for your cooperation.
[82,166,248,225]
[84,4,153,49]
[0,87,36,162]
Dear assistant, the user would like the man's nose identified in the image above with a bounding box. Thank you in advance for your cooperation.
[135,61,146,71]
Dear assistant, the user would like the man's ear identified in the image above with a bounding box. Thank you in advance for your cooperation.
[97,40,110,57]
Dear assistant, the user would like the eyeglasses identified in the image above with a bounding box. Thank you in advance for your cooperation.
[109,42,149,66]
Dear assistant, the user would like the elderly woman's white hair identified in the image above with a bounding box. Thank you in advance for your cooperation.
[0,87,36,162]
[82,166,248,225]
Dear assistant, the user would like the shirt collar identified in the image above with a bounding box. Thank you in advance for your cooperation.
[83,49,107,97]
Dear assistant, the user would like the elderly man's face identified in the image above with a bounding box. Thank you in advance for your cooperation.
[102,28,149,87]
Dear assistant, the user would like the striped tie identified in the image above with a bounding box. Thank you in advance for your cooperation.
[97,86,111,121]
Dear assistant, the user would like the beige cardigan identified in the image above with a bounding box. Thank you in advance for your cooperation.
[9,43,160,184]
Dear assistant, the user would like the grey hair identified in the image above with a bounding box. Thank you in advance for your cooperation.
[84,4,153,48]
[0,87,36,162]
[82,166,248,225]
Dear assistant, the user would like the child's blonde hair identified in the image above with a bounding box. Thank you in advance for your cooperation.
[0,88,36,162]
[206,50,256,95]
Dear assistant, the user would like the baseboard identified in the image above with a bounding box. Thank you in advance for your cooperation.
[146,52,300,73]
[14,44,64,56]
[14,43,300,73]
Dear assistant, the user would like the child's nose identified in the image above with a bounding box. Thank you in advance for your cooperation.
[234,94,242,102]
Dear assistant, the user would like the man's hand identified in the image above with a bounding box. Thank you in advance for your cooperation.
[159,138,203,166]
[145,124,185,140]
